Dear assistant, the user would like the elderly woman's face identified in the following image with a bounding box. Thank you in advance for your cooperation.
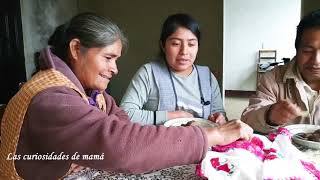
[164,27,198,76]
[72,39,122,91]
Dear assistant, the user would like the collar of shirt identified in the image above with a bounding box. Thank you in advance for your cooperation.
[282,58,319,111]
[282,58,301,82]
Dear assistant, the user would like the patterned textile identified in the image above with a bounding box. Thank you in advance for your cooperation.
[63,164,201,180]
[196,128,320,180]
[0,69,88,179]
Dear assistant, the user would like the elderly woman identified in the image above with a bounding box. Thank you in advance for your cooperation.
[0,13,253,180]
[120,13,226,125]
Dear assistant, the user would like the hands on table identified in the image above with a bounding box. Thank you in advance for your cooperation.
[167,111,253,147]
[208,112,226,125]
[267,100,304,125]
[167,111,227,123]
[67,163,86,174]
[167,110,194,119]
[205,114,253,147]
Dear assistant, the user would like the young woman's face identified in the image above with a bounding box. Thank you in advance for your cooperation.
[71,39,122,91]
[164,27,199,76]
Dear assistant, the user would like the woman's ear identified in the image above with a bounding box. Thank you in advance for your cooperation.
[159,41,165,53]
[69,38,81,61]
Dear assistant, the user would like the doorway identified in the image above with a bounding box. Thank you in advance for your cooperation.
[0,0,26,104]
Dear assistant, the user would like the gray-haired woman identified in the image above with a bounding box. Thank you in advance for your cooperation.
[0,12,253,180]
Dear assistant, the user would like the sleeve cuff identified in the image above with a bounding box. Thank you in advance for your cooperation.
[196,126,209,160]
[155,111,168,125]
[255,105,279,133]
[265,105,279,127]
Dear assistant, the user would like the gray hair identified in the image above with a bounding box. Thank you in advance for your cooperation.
[48,12,128,62]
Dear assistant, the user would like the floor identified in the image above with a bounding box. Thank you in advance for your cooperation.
[224,97,249,120]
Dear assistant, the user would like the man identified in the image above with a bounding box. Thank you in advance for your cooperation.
[242,9,320,134]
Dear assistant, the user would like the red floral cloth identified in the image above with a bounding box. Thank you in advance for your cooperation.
[196,128,320,180]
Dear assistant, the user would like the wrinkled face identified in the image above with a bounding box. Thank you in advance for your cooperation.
[71,39,122,91]
[163,27,199,76]
[296,28,320,84]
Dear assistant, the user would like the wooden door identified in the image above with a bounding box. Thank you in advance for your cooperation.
[0,0,26,104]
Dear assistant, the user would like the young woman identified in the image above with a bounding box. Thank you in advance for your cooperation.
[121,13,226,125]
[0,13,252,180]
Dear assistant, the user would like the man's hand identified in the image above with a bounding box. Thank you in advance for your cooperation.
[268,100,302,125]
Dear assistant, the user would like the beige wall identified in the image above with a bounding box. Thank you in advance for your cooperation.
[302,0,320,16]
[79,0,223,103]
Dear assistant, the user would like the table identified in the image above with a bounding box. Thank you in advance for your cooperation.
[63,147,319,180]
[63,164,201,180]
[295,143,320,164]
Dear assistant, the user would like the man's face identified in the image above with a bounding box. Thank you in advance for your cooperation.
[296,28,320,84]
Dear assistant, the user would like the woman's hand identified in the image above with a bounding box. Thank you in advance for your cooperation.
[66,163,86,175]
[203,119,253,147]
[208,112,226,125]
[167,110,193,120]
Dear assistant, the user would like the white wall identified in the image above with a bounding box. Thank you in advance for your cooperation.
[223,0,301,91]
